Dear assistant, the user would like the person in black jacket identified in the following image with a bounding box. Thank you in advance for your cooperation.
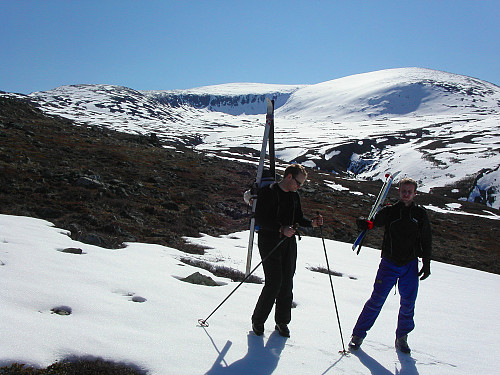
[251,164,322,338]
[348,177,432,354]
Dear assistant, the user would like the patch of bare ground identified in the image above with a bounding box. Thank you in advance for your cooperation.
[1,96,498,274]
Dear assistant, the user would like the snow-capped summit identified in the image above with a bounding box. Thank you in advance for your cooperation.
[278,67,500,120]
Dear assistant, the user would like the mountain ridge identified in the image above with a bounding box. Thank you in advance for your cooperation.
[144,82,304,115]
[3,67,500,209]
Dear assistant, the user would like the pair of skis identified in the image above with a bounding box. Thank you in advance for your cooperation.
[245,98,275,276]
[352,171,400,254]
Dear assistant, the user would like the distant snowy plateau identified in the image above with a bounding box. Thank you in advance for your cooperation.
[7,67,500,209]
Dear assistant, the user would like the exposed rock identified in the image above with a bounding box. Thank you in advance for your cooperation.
[181,272,220,286]
[75,176,103,189]
[51,306,72,315]
[61,247,83,254]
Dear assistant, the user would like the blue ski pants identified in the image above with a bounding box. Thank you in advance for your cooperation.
[352,258,419,339]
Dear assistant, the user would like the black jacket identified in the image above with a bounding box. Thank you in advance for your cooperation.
[255,183,312,234]
[373,201,432,266]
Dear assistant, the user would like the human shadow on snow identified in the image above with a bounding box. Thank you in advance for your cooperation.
[205,331,286,375]
[396,351,419,375]
[351,348,419,375]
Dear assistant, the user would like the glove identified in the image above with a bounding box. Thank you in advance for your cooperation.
[356,217,374,230]
[418,259,431,280]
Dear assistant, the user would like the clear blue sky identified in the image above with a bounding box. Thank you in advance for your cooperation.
[1,0,499,94]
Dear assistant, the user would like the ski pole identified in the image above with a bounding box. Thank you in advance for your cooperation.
[198,236,288,327]
[319,225,349,355]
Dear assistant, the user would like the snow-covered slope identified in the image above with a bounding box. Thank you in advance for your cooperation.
[24,68,500,209]
[279,68,499,119]
[1,214,499,374]
[274,68,500,208]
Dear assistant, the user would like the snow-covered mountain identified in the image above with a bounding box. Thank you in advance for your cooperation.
[19,68,500,209]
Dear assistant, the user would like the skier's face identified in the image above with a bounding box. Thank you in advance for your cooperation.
[399,183,416,206]
[291,173,306,191]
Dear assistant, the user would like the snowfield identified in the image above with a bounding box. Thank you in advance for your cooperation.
[1,213,498,374]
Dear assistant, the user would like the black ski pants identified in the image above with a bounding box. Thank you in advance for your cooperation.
[252,232,297,325]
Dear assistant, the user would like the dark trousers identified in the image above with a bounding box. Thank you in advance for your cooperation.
[352,258,419,339]
[252,233,297,325]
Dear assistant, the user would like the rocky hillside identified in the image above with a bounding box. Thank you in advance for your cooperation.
[0,96,498,274]
[25,68,500,210]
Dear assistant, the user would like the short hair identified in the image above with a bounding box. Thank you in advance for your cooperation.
[399,177,418,190]
[283,164,307,179]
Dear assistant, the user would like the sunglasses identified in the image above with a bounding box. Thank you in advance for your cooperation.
[293,177,304,187]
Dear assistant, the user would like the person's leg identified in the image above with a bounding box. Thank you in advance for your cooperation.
[275,238,297,324]
[352,258,399,338]
[252,235,285,325]
[396,259,419,339]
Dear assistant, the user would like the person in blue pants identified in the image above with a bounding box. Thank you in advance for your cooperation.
[349,177,432,354]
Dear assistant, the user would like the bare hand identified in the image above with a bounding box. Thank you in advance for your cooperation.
[312,214,324,228]
[281,226,296,237]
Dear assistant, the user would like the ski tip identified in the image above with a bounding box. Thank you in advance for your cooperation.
[382,171,401,182]
[266,98,274,114]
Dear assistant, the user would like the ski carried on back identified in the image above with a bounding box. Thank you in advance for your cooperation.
[245,98,275,276]
[352,171,400,254]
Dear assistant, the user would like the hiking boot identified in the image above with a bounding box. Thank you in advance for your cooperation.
[252,322,264,336]
[275,323,290,337]
[348,335,364,351]
[395,335,411,354]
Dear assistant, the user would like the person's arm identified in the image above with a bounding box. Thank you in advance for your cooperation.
[418,208,432,280]
[356,205,389,230]
[294,195,313,228]
[372,205,389,227]
[420,208,432,260]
